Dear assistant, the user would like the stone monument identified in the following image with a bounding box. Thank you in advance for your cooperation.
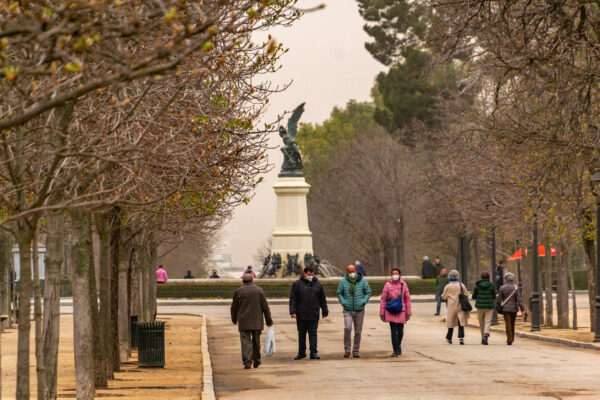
[270,103,314,276]
[257,103,342,278]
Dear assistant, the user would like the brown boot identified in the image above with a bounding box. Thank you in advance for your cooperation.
[344,352,351,358]
[352,352,360,358]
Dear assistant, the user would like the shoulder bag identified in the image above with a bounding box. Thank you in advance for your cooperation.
[385,282,404,314]
[458,283,473,312]
[496,286,517,314]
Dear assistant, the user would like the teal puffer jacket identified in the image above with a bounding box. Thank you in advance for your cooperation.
[337,274,372,311]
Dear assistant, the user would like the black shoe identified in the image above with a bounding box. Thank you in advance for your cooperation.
[253,360,261,368]
[244,362,252,369]
[507,342,513,346]
[482,336,488,345]
[434,313,440,316]
[294,354,306,360]
[459,338,464,345]
[310,353,320,359]
[397,349,402,355]
[446,338,452,344]
[390,352,398,357]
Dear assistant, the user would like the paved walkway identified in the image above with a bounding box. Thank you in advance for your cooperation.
[202,302,600,400]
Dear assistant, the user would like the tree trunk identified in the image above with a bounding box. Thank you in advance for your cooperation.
[582,239,596,331]
[148,239,158,321]
[71,210,96,399]
[537,248,545,326]
[15,224,33,400]
[94,213,112,384]
[556,243,569,328]
[129,246,140,321]
[110,208,121,372]
[568,245,577,330]
[382,236,396,273]
[139,244,149,321]
[396,214,405,270]
[33,226,47,400]
[0,230,11,329]
[544,241,553,327]
[43,212,64,400]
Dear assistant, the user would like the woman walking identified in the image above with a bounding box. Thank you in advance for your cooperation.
[496,272,523,345]
[379,268,412,357]
[472,272,495,345]
[442,269,469,344]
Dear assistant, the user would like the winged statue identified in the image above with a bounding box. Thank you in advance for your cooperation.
[278,103,305,177]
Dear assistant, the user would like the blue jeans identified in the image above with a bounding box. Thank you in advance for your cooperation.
[436,296,443,314]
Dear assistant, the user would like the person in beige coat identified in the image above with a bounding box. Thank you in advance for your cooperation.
[441,269,469,344]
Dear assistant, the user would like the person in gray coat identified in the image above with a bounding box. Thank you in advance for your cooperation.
[231,274,273,369]
[496,272,523,345]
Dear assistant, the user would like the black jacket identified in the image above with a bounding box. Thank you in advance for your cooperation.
[289,277,328,320]
[422,260,435,279]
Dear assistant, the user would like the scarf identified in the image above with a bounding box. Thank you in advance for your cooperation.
[348,275,358,296]
[449,278,458,282]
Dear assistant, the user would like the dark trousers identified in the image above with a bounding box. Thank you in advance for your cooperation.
[239,330,261,365]
[446,319,464,340]
[389,322,404,353]
[297,319,319,355]
[502,312,517,344]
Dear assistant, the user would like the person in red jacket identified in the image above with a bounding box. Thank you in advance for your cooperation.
[156,265,168,283]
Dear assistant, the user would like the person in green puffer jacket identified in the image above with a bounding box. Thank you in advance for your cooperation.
[337,264,372,358]
[472,271,496,345]
[435,268,449,315]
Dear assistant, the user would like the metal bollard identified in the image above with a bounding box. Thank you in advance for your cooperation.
[130,315,138,349]
[137,321,166,367]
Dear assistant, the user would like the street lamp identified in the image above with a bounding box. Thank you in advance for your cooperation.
[531,214,541,332]
[490,225,499,325]
[592,171,600,342]
[460,225,468,288]
[516,239,522,292]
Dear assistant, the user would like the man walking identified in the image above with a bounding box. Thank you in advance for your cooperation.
[433,256,444,277]
[337,264,371,358]
[231,273,273,369]
[289,266,328,360]
[434,268,449,315]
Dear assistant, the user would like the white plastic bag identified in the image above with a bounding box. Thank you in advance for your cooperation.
[263,326,276,356]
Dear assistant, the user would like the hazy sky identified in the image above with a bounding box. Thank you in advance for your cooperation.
[218,1,386,266]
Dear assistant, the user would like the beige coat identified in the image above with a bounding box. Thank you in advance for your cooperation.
[442,281,469,328]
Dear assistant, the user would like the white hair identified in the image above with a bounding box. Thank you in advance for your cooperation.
[355,260,360,265]
[448,269,459,279]
[423,256,429,261]
[504,272,515,283]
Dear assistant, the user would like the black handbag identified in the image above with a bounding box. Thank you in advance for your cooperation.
[458,284,473,312]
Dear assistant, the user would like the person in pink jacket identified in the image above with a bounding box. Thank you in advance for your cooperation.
[156,265,168,283]
[379,268,412,357]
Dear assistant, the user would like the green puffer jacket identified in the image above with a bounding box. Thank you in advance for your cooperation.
[472,279,496,309]
[337,274,372,312]
[435,274,450,301]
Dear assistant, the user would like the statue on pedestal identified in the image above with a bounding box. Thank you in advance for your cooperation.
[278,103,305,177]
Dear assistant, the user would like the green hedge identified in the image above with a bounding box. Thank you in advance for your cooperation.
[15,279,72,297]
[157,278,437,299]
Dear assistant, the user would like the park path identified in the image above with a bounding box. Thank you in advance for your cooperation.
[203,302,600,400]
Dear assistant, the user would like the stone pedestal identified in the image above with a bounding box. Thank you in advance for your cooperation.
[271,177,313,268]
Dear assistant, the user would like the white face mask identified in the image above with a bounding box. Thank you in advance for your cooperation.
[392,274,400,281]
[348,272,357,279]
[306,274,314,281]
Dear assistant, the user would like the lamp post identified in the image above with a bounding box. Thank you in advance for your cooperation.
[491,225,499,325]
[516,239,522,292]
[460,225,468,288]
[592,172,600,342]
[530,214,541,332]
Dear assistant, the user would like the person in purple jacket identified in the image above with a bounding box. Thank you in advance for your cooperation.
[379,268,412,357]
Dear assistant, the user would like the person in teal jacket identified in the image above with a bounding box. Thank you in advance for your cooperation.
[337,264,372,358]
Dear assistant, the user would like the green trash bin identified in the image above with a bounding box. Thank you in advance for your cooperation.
[130,315,138,350]
[137,321,166,367]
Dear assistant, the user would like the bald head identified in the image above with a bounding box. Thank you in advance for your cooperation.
[346,265,356,274]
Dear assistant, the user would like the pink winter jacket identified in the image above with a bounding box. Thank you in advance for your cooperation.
[156,268,168,283]
[379,279,412,323]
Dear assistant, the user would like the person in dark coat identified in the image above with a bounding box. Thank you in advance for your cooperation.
[354,260,367,276]
[472,271,496,345]
[494,260,505,290]
[496,272,523,345]
[209,269,220,278]
[422,256,435,279]
[231,273,273,369]
[183,270,194,279]
[289,266,328,360]
[433,256,444,277]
